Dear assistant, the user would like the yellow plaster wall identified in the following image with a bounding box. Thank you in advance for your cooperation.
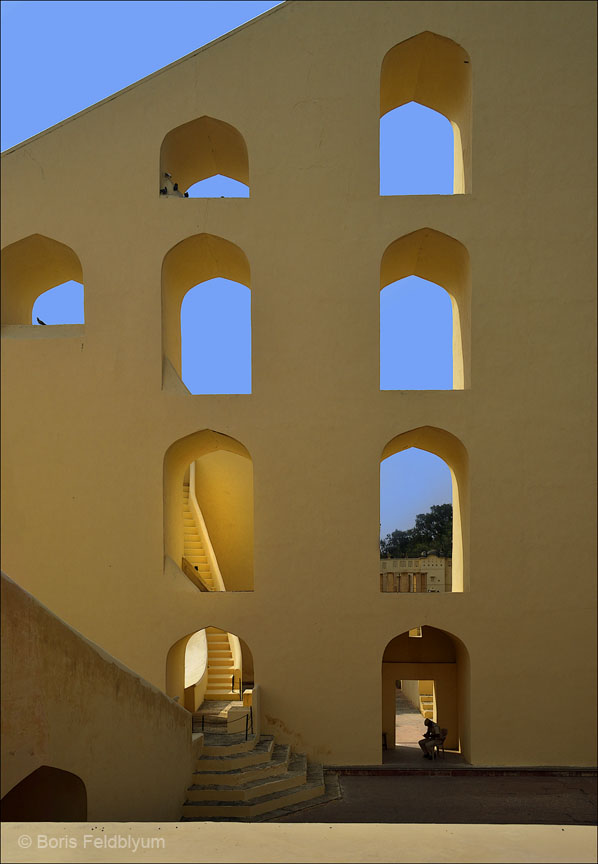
[193,450,254,591]
[1,1,596,767]
[0,573,200,819]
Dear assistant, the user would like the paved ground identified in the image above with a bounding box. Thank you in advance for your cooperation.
[272,774,597,825]
[273,691,597,826]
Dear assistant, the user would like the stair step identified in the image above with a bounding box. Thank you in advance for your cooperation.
[191,745,290,785]
[196,737,274,771]
[186,754,306,802]
[182,762,325,819]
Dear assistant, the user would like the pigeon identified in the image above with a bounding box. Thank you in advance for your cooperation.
[36,317,46,325]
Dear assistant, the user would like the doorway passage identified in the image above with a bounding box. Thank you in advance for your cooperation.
[395,679,433,750]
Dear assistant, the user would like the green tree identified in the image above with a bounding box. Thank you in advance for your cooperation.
[380,503,452,558]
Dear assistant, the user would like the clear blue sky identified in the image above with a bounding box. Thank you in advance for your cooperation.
[1,0,453,536]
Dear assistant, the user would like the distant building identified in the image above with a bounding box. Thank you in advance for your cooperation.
[380,553,452,593]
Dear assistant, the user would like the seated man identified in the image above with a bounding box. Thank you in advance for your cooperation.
[418,717,445,759]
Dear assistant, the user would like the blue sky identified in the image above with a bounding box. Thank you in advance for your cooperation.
[1,0,453,537]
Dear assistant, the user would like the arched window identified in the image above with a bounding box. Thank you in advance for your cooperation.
[32,280,84,326]
[186,175,249,198]
[1,234,84,327]
[380,31,471,194]
[161,233,251,393]
[159,116,249,198]
[380,448,453,592]
[380,102,454,195]
[181,278,251,394]
[380,427,468,593]
[380,229,470,390]
[380,275,453,389]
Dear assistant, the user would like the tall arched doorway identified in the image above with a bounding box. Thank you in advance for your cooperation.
[381,626,470,762]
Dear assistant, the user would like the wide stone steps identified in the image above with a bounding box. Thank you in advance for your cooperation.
[195,736,275,772]
[182,763,326,819]
[191,744,290,785]
[182,725,327,821]
[187,754,307,802]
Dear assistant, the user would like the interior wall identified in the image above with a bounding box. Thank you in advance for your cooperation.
[194,450,254,590]
[401,678,421,710]
[383,662,458,751]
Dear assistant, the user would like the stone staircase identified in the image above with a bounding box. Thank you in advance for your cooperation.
[204,628,240,702]
[183,483,214,589]
[182,722,338,821]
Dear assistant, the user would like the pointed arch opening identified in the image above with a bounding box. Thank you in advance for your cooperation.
[380,229,470,390]
[380,427,469,593]
[161,233,251,393]
[380,31,471,194]
[382,626,470,763]
[164,429,254,592]
[166,626,255,722]
[159,116,249,198]
[1,766,87,821]
[380,102,454,195]
[1,234,84,330]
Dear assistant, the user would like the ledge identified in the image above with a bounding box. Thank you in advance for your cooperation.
[1,324,85,340]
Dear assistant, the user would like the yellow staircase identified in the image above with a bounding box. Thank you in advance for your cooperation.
[181,730,334,821]
[182,483,215,590]
[204,628,241,702]
[183,479,240,702]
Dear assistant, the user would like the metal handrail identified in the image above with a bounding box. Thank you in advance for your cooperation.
[199,703,254,740]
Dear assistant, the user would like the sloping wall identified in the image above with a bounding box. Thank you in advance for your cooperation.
[0,573,201,820]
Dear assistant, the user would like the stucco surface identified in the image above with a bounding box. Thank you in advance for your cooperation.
[0,574,200,819]
[1,0,596,767]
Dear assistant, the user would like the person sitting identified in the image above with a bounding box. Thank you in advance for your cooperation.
[418,717,444,759]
